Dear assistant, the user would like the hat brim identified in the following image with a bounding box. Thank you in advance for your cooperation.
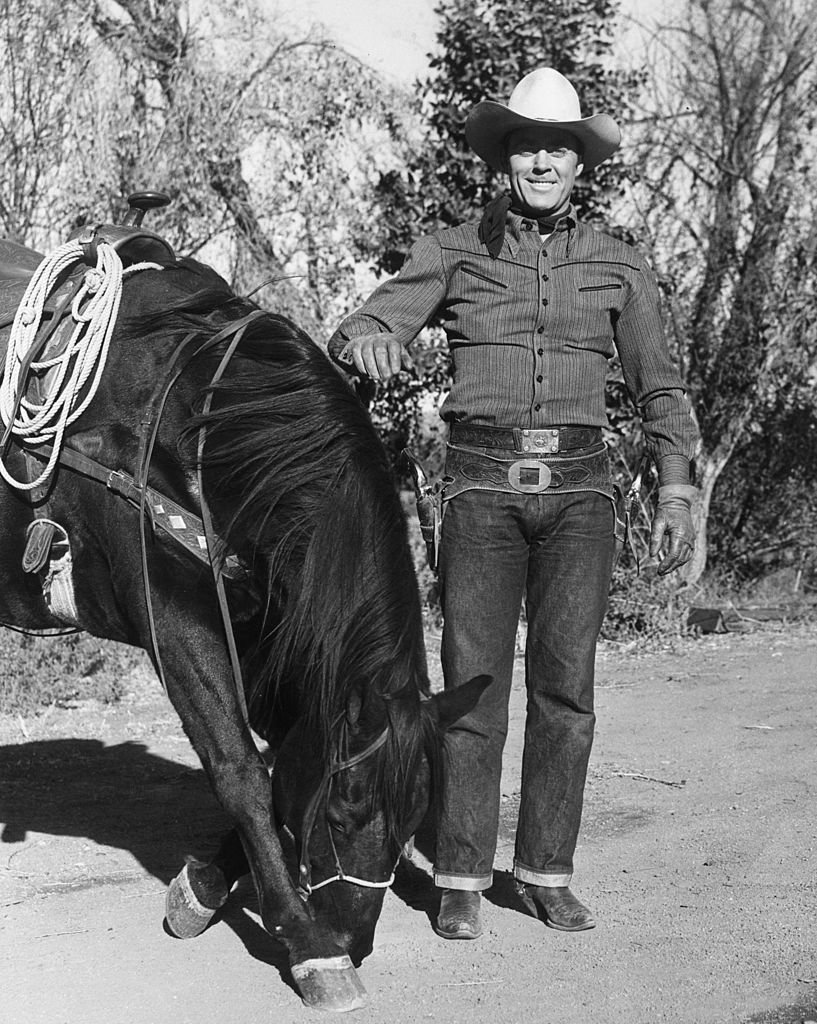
[465,101,620,173]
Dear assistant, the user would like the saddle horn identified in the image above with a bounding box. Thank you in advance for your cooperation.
[124,191,172,227]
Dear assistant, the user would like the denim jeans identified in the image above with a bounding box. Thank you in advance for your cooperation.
[434,484,616,890]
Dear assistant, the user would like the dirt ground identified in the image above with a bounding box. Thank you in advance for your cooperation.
[1,623,816,1024]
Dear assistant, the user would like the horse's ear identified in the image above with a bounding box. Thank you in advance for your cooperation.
[424,674,492,733]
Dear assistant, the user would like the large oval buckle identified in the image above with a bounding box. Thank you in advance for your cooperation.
[507,459,552,493]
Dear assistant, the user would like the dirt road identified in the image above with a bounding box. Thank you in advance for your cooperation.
[1,625,816,1024]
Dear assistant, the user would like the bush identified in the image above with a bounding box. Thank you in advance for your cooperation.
[602,564,693,645]
[0,629,146,717]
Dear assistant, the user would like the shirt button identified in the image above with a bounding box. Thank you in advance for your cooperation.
[534,403,541,411]
[538,348,544,355]
[537,326,545,334]
[541,273,549,281]
[536,375,543,382]
[541,299,548,307]
[541,251,548,258]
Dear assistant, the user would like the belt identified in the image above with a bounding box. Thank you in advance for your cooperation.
[443,443,613,502]
[448,423,602,454]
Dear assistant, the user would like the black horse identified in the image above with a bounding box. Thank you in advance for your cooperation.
[0,247,484,1011]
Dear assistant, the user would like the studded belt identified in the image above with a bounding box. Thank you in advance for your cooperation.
[442,441,613,501]
[448,423,602,455]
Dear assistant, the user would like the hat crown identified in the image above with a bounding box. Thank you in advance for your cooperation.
[507,68,583,124]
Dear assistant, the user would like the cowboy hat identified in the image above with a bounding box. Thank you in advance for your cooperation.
[465,68,620,173]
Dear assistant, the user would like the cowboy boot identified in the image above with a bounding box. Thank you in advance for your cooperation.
[515,883,595,932]
[435,889,483,940]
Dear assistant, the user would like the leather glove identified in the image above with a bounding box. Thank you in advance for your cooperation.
[334,333,413,382]
[649,483,697,575]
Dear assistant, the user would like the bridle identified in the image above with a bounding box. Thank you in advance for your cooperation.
[296,724,399,898]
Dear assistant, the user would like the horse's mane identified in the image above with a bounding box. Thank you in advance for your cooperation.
[121,261,430,835]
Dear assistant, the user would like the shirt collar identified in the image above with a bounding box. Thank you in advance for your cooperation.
[504,205,577,256]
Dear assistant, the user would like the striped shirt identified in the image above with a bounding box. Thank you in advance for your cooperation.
[329,207,699,460]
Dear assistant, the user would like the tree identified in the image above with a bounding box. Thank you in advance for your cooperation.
[375,0,643,268]
[84,0,417,337]
[630,0,817,582]
[0,0,96,241]
[0,0,414,339]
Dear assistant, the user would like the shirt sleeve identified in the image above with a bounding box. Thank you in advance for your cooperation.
[614,258,700,461]
[327,235,448,360]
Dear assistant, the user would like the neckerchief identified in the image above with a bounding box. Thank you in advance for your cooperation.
[478,194,573,258]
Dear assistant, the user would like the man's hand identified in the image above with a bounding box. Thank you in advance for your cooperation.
[649,484,697,575]
[336,333,413,382]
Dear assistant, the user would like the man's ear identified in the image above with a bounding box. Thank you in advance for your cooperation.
[422,675,492,733]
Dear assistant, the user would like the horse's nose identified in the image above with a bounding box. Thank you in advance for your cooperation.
[309,883,383,965]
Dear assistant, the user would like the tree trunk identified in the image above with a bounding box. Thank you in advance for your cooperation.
[684,447,732,585]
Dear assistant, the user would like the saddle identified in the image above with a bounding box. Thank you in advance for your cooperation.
[0,191,176,339]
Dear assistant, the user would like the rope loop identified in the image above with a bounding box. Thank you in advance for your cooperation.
[0,238,158,492]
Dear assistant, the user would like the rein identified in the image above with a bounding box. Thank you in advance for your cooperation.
[297,725,397,897]
[128,309,264,712]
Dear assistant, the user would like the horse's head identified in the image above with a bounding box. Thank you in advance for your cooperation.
[272,675,490,964]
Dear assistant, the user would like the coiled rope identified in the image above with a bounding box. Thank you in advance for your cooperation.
[0,240,158,491]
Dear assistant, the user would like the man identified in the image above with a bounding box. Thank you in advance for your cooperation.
[328,68,699,940]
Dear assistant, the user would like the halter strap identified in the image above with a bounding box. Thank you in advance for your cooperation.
[297,726,396,897]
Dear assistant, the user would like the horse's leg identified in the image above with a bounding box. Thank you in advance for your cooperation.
[166,828,248,938]
[156,627,367,1011]
[58,486,365,1009]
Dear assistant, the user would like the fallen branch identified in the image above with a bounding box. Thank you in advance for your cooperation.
[612,771,686,788]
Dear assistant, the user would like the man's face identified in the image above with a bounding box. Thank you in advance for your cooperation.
[504,126,583,219]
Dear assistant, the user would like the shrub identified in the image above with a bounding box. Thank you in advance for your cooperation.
[0,629,146,717]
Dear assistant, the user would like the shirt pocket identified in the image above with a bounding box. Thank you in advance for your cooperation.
[458,265,510,289]
[564,283,621,356]
[577,283,624,294]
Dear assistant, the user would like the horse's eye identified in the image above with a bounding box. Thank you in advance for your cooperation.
[327,810,347,833]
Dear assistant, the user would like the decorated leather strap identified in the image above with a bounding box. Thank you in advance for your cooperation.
[442,442,614,503]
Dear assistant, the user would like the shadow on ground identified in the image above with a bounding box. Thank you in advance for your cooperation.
[0,736,303,992]
[0,737,230,884]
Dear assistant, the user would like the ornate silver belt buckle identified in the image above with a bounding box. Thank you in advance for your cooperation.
[507,459,552,493]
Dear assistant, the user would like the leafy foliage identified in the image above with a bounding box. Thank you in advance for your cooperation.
[0,631,145,716]
[371,0,644,271]
[631,0,817,580]
[0,0,413,337]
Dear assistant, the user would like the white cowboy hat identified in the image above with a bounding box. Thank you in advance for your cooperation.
[465,68,620,173]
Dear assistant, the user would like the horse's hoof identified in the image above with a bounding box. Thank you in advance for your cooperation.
[291,955,369,1012]
[165,863,219,939]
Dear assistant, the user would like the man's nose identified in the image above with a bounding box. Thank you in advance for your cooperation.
[532,149,554,171]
